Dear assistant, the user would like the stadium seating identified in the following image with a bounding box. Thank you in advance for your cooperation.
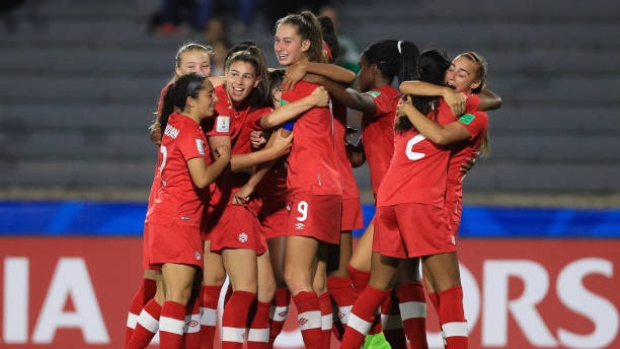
[0,0,618,193]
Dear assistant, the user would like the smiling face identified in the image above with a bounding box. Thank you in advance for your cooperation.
[176,49,212,77]
[225,61,260,106]
[185,78,218,121]
[444,55,481,93]
[274,23,309,66]
[195,80,218,119]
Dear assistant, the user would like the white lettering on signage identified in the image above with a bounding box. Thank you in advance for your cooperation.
[557,258,618,348]
[2,257,109,344]
[3,258,29,343]
[481,258,618,349]
[483,260,557,346]
[1,256,616,348]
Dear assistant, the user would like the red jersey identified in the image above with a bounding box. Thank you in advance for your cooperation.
[147,82,230,211]
[360,85,400,199]
[332,99,361,201]
[445,110,488,225]
[146,82,174,211]
[255,156,288,210]
[146,113,209,227]
[376,94,480,208]
[208,84,271,209]
[282,80,342,196]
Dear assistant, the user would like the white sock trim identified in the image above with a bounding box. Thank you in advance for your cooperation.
[338,305,352,324]
[399,301,427,320]
[442,321,468,337]
[184,313,201,334]
[200,307,217,326]
[137,309,159,333]
[347,313,372,336]
[270,305,289,322]
[297,310,322,331]
[126,312,139,329]
[322,313,333,330]
[247,328,270,342]
[159,316,185,335]
[222,326,246,343]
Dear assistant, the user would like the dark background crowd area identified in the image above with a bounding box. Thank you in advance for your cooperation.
[0,0,619,207]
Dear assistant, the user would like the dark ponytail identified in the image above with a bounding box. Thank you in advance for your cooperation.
[396,49,451,132]
[159,73,207,138]
[362,39,420,84]
[397,41,420,84]
[318,16,340,63]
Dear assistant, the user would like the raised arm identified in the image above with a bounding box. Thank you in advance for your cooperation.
[307,74,376,115]
[397,96,470,146]
[283,60,356,92]
[259,86,329,129]
[232,129,289,204]
[209,76,226,87]
[400,80,503,113]
[478,89,503,111]
[400,80,467,116]
[230,128,292,173]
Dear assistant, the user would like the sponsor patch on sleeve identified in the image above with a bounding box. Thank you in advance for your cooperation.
[216,116,230,133]
[458,113,475,125]
[365,91,381,98]
[195,139,205,155]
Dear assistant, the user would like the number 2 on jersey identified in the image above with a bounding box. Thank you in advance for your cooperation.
[159,145,168,186]
[405,134,426,161]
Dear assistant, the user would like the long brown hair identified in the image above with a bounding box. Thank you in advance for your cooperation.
[276,11,326,63]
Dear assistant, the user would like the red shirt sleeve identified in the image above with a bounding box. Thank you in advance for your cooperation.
[457,110,488,141]
[177,126,207,162]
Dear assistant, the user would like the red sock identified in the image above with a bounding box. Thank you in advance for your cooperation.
[340,285,391,349]
[381,290,407,349]
[222,290,256,349]
[125,278,157,346]
[347,265,370,297]
[224,282,233,304]
[438,286,468,349]
[126,298,161,349]
[247,301,271,349]
[428,291,440,314]
[397,282,429,349]
[159,301,186,349]
[427,289,441,333]
[200,285,223,349]
[268,287,290,348]
[318,292,333,349]
[326,276,355,326]
[292,291,322,349]
[183,297,201,349]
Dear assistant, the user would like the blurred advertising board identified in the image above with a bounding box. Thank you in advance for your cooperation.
[0,201,619,348]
